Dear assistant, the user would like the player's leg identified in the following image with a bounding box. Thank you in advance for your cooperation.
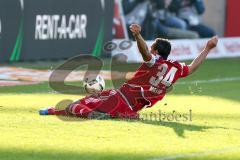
[39,99,78,116]
[39,102,92,117]
[39,89,134,119]
[39,99,112,119]
[69,103,112,119]
[39,106,70,116]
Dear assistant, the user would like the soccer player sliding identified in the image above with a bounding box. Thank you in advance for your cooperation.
[40,24,218,119]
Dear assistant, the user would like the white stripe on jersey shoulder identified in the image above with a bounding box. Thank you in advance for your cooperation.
[179,63,186,69]
[166,59,184,74]
[179,62,187,75]
[144,54,160,67]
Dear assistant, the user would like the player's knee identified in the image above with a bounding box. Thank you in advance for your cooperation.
[68,103,92,117]
[68,104,78,115]
[65,105,73,115]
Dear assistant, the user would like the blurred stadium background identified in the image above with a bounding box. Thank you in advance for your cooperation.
[0,0,240,160]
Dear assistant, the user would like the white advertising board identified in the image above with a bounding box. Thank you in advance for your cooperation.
[112,37,240,62]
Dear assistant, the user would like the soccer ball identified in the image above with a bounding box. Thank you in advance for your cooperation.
[83,75,105,94]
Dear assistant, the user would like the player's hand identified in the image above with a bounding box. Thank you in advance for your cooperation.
[206,36,218,50]
[129,24,141,36]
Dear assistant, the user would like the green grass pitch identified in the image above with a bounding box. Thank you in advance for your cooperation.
[0,58,240,160]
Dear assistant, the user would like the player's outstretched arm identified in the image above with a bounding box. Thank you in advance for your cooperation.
[188,36,218,75]
[129,24,152,62]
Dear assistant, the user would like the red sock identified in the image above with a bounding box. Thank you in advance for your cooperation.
[54,109,68,116]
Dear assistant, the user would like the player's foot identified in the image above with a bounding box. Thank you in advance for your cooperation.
[39,107,55,115]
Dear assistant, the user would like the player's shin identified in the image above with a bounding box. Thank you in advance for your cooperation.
[53,108,69,116]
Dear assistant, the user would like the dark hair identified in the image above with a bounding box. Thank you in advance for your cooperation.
[153,38,171,60]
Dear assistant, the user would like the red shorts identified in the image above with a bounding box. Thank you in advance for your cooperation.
[69,89,139,118]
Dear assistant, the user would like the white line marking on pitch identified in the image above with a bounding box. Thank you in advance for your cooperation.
[149,146,240,160]
[177,77,240,85]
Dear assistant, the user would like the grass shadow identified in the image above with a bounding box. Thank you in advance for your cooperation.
[138,120,240,138]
